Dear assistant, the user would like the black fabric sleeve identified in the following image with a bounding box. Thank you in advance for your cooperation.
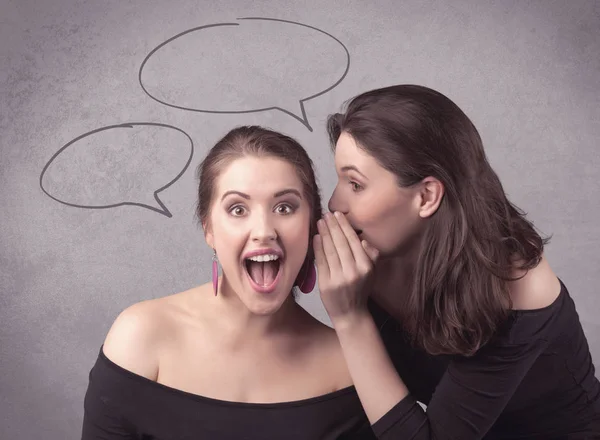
[81,399,137,439]
[371,312,554,440]
[81,360,137,439]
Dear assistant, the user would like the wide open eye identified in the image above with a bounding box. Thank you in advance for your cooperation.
[275,203,295,215]
[229,205,247,216]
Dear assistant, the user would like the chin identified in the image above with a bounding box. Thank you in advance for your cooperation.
[244,294,290,316]
[240,279,295,314]
[360,235,386,256]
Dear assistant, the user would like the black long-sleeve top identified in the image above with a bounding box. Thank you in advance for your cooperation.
[369,278,600,439]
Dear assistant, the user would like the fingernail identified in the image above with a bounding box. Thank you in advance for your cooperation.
[334,211,342,218]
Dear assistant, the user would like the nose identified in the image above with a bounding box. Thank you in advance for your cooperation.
[328,184,347,214]
[250,210,277,242]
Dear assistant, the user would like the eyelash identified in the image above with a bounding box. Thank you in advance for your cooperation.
[275,204,295,215]
[349,181,363,192]
[229,205,246,216]
[228,203,296,217]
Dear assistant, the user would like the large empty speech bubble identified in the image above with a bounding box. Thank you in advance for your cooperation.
[39,123,194,218]
[138,17,350,131]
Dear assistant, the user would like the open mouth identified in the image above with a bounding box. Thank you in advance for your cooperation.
[244,254,282,293]
[353,228,363,236]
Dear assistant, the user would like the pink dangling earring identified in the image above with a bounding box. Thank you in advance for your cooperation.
[212,249,219,296]
[296,261,316,294]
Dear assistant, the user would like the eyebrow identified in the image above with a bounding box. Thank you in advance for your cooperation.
[340,165,369,180]
[220,189,303,201]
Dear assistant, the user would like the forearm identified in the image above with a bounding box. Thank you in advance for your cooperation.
[333,312,410,424]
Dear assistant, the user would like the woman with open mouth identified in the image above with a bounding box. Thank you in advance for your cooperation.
[81,126,376,439]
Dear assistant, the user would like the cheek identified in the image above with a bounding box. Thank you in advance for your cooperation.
[280,217,310,256]
[351,194,391,227]
[212,217,245,255]
[362,198,418,248]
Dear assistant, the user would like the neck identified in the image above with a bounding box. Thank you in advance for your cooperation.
[370,244,419,319]
[215,276,305,344]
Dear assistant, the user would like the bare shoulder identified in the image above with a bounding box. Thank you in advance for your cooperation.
[103,293,183,380]
[300,313,354,390]
[509,254,562,311]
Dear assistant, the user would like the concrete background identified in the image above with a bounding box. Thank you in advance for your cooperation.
[1,0,599,438]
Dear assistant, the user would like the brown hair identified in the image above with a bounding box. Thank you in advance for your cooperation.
[195,125,322,289]
[327,85,550,356]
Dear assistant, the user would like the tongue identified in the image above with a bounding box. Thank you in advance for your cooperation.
[248,261,278,286]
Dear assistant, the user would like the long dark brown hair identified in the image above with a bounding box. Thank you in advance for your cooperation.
[327,85,550,356]
[195,125,323,290]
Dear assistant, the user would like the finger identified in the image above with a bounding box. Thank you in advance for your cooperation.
[332,211,374,270]
[324,212,356,273]
[312,234,330,280]
[317,218,343,274]
[361,240,380,264]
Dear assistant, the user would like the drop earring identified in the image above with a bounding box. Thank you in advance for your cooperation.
[296,260,316,294]
[212,249,219,296]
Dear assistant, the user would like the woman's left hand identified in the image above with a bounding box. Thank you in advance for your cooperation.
[313,212,380,328]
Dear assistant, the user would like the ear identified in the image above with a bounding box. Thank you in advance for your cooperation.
[202,221,214,249]
[418,177,444,218]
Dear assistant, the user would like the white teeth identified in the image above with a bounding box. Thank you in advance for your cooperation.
[247,254,279,262]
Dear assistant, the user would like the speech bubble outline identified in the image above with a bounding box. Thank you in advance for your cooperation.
[138,17,351,132]
[39,122,194,218]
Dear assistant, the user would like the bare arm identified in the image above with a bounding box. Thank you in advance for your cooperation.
[313,212,551,439]
[333,311,409,424]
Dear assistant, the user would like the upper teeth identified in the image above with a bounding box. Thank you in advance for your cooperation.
[247,254,279,262]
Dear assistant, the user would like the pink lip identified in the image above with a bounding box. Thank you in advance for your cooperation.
[242,248,284,259]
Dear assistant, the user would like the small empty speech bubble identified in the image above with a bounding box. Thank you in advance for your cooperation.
[39,123,194,218]
[138,17,350,132]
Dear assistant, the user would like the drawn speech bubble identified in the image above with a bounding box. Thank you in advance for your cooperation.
[39,123,194,218]
[138,17,350,132]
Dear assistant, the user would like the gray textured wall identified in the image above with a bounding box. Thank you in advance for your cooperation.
[1,0,599,438]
